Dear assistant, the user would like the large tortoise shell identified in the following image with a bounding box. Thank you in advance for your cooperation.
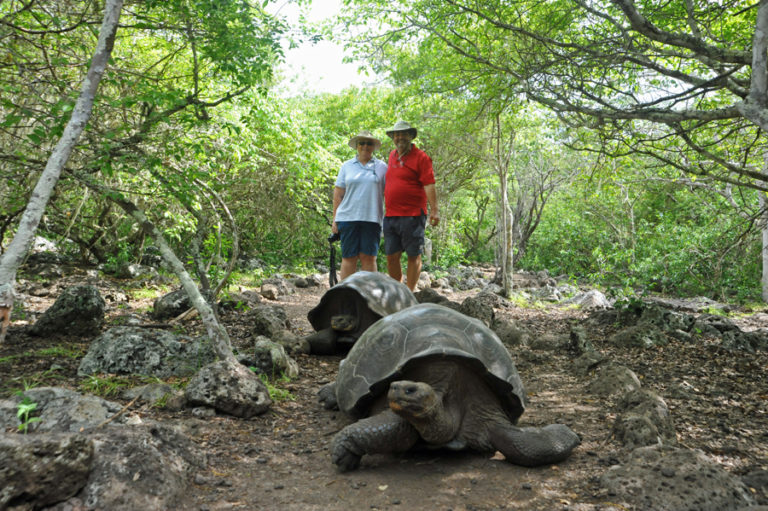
[307,271,418,332]
[336,303,527,422]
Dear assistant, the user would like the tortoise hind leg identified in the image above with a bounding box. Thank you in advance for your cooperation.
[488,423,580,467]
[331,410,419,472]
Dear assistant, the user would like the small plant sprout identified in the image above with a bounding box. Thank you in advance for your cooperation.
[16,394,41,434]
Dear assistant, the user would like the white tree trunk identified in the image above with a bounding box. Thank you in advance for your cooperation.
[499,172,514,298]
[0,0,123,343]
[738,0,768,131]
[762,151,768,302]
[761,193,768,302]
[489,114,515,298]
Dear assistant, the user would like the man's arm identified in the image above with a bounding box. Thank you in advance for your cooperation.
[424,183,439,226]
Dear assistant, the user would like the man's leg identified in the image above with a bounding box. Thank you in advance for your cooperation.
[340,257,358,280]
[387,252,403,283]
[359,253,377,272]
[405,254,422,291]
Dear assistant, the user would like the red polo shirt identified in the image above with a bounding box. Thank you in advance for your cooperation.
[384,144,435,217]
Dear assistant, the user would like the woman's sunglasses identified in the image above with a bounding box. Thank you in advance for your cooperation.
[358,140,375,146]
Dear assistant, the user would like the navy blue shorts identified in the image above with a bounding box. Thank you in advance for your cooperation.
[337,221,381,258]
[383,215,426,257]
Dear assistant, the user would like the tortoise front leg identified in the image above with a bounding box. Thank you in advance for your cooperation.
[307,327,338,355]
[331,409,419,472]
[317,382,338,410]
[488,423,580,467]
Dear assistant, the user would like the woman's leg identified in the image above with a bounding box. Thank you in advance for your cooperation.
[359,253,377,272]
[340,256,359,280]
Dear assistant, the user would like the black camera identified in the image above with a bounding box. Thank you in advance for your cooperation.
[328,232,340,243]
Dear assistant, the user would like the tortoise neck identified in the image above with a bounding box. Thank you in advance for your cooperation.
[413,401,455,444]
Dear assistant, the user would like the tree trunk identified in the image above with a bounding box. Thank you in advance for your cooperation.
[490,114,515,298]
[762,151,768,302]
[761,194,768,302]
[500,178,514,298]
[0,0,123,344]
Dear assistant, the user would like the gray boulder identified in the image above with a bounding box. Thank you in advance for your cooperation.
[491,318,527,347]
[0,387,205,511]
[185,359,272,418]
[0,433,93,509]
[29,285,105,337]
[613,389,677,448]
[601,445,756,510]
[114,262,158,279]
[260,277,295,300]
[0,387,125,433]
[528,332,566,351]
[532,284,562,302]
[122,383,187,411]
[572,351,607,377]
[218,290,263,311]
[414,287,450,305]
[587,363,642,397]
[609,323,668,348]
[152,288,190,320]
[459,292,499,327]
[238,336,300,379]
[249,304,290,339]
[569,325,597,355]
[567,289,612,309]
[70,424,205,511]
[78,326,216,378]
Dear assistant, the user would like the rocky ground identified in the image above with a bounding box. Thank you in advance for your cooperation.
[1,264,768,510]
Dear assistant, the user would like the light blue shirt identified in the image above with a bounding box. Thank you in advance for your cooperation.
[334,156,387,224]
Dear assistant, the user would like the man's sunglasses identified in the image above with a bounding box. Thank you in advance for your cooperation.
[358,140,375,146]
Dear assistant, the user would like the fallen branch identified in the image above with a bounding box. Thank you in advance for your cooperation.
[95,395,140,429]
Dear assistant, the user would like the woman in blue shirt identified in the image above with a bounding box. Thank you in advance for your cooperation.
[331,130,387,280]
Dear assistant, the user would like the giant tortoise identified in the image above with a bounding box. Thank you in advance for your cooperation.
[318,303,580,471]
[305,271,417,355]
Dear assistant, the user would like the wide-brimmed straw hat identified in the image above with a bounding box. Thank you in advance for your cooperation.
[385,120,417,139]
[348,130,382,150]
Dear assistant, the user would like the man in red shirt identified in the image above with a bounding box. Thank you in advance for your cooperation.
[383,120,440,291]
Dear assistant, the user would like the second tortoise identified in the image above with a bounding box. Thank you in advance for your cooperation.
[305,271,418,355]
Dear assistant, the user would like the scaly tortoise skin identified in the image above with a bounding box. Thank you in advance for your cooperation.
[319,303,580,471]
[306,271,417,355]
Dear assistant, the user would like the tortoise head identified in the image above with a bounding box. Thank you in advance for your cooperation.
[388,380,439,420]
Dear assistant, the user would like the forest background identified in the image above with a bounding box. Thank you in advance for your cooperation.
[2,0,768,309]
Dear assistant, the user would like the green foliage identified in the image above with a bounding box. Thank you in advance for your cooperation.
[127,287,166,301]
[0,0,287,272]
[32,346,84,359]
[0,345,83,364]
[16,395,41,434]
[79,375,131,398]
[520,169,763,301]
[257,372,295,402]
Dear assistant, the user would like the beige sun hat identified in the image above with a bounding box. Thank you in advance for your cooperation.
[385,120,417,138]
[348,130,382,150]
